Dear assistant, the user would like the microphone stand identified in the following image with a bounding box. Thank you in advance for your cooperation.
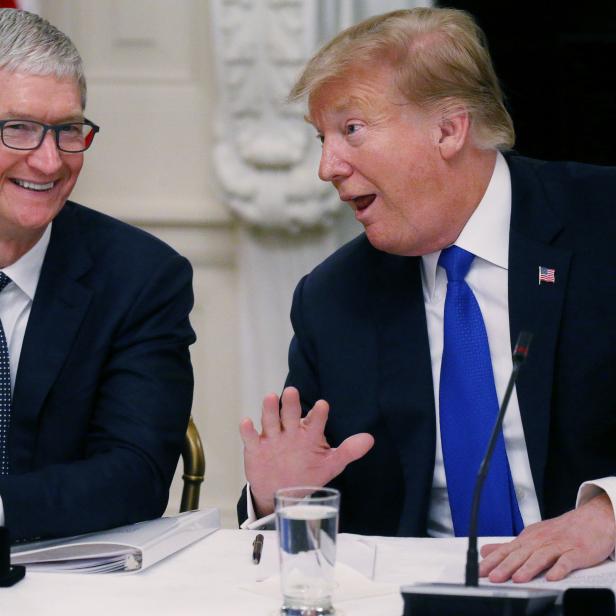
[401,332,561,616]
[465,331,532,587]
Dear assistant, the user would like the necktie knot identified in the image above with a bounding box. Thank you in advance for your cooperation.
[0,272,10,293]
[439,245,474,282]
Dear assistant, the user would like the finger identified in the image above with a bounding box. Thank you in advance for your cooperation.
[280,387,302,433]
[303,399,330,437]
[486,546,534,583]
[479,542,517,577]
[261,392,282,436]
[545,551,579,582]
[332,433,374,472]
[239,418,259,450]
[509,545,565,583]
[302,398,327,426]
[480,542,509,558]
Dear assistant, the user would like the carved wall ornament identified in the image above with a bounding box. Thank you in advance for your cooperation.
[211,0,341,231]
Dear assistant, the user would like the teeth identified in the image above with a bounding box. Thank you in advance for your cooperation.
[14,179,54,191]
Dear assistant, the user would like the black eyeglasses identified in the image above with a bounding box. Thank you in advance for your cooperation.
[0,118,100,153]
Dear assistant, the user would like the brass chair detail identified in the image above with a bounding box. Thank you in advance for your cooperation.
[180,416,205,512]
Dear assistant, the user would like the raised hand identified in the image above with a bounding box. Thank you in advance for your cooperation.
[480,492,616,583]
[239,386,374,516]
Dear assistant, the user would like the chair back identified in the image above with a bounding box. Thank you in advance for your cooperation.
[180,416,205,512]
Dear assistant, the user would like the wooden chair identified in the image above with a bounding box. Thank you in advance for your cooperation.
[180,416,205,512]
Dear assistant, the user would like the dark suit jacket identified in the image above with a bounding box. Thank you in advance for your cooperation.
[238,154,616,535]
[0,201,195,541]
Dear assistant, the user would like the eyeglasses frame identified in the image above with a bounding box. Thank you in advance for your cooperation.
[0,117,100,153]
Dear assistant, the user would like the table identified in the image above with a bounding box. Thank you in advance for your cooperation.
[0,530,614,615]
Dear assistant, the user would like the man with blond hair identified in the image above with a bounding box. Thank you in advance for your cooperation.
[239,8,616,583]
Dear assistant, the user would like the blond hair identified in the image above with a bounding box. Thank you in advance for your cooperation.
[290,8,514,150]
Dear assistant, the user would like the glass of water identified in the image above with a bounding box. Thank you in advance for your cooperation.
[275,486,340,616]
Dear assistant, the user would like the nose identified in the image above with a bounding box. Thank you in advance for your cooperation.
[318,140,352,182]
[26,131,64,175]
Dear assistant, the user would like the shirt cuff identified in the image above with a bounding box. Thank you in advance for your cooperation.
[240,483,275,530]
[239,482,258,529]
[576,477,616,560]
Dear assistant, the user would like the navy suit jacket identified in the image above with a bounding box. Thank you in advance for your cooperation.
[0,201,195,541]
[239,154,616,535]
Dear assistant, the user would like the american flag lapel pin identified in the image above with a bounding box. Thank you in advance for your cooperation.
[538,266,556,285]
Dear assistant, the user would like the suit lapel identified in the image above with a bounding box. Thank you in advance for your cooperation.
[372,251,436,535]
[11,204,93,470]
[507,156,571,515]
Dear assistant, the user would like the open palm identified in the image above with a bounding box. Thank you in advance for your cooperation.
[240,387,374,516]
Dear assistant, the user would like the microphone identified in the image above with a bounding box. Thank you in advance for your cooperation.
[401,332,561,615]
[465,331,533,587]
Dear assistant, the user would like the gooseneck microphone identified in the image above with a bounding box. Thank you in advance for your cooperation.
[401,332,561,616]
[465,331,533,587]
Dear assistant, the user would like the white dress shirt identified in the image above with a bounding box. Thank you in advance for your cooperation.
[244,152,616,534]
[424,152,616,546]
[423,152,541,535]
[0,224,51,525]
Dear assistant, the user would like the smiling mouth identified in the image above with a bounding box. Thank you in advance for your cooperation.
[352,194,376,210]
[11,178,55,192]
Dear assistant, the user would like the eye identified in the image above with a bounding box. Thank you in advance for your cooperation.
[58,123,83,136]
[345,122,362,137]
[315,133,324,145]
[5,121,37,133]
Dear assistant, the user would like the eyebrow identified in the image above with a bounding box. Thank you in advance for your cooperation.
[306,94,390,128]
[2,110,85,123]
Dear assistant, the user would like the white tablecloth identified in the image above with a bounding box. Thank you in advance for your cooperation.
[1,530,614,615]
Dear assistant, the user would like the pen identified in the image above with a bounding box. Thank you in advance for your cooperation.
[252,533,264,564]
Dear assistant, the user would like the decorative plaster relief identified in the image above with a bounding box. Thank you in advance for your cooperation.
[211,0,340,231]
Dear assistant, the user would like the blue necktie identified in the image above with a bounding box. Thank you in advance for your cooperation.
[438,246,523,536]
[0,272,11,476]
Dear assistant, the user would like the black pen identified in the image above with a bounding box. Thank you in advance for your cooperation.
[252,533,264,564]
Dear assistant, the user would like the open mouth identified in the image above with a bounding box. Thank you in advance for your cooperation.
[11,178,55,192]
[353,194,376,210]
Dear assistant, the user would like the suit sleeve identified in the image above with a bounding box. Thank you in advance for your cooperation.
[0,252,195,541]
[284,275,323,413]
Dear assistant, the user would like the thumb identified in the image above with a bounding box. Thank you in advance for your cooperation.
[333,433,374,472]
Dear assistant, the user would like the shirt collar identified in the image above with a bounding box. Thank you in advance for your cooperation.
[421,151,512,299]
[3,224,51,301]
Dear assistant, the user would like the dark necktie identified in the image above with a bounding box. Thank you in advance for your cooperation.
[438,246,523,536]
[0,272,12,476]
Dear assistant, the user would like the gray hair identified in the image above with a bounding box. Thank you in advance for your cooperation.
[0,9,86,109]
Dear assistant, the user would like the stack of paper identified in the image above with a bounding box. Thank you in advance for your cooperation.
[11,508,220,573]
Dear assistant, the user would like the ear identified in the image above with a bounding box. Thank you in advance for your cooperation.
[436,109,470,160]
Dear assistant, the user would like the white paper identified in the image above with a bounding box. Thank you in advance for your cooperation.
[240,562,397,603]
[11,508,220,574]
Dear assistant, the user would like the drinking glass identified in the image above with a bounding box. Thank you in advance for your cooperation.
[275,486,340,616]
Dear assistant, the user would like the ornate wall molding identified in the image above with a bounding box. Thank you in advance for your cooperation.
[211,0,340,231]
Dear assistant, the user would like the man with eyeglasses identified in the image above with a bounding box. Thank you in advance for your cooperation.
[0,9,195,541]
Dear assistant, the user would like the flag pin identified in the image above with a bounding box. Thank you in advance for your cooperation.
[538,266,555,285]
